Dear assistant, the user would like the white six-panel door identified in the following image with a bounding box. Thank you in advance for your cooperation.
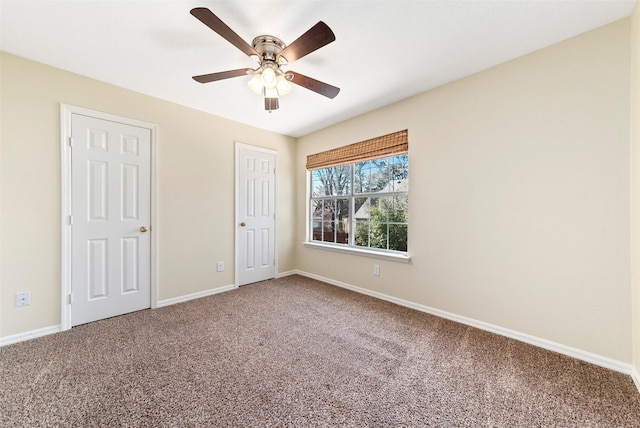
[236,144,276,286]
[71,114,151,326]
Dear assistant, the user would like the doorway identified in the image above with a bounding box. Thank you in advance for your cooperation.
[235,143,277,286]
[61,105,157,329]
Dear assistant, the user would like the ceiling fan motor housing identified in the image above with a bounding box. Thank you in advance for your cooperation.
[252,35,287,63]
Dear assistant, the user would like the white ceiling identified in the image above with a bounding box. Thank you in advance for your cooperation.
[1,1,636,138]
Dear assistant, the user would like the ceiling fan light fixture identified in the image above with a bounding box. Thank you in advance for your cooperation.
[248,73,263,94]
[276,75,292,96]
[249,68,290,98]
[261,67,277,89]
[264,87,279,99]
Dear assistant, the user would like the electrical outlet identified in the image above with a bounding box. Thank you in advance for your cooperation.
[16,291,30,307]
[217,261,224,272]
[373,264,380,276]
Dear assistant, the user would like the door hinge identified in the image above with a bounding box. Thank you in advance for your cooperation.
[68,214,73,226]
[68,136,73,147]
[67,293,73,304]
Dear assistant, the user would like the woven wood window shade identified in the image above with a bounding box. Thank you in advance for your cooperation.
[306,129,408,170]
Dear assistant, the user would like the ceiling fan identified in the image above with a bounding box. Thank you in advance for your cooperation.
[190,7,340,112]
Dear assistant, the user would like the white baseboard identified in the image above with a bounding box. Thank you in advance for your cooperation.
[157,284,236,308]
[632,366,640,394]
[0,324,61,347]
[276,270,297,278]
[294,270,632,375]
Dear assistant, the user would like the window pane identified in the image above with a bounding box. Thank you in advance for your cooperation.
[354,161,372,194]
[369,159,389,193]
[322,200,336,243]
[335,224,348,244]
[335,198,350,222]
[323,229,335,243]
[335,198,350,244]
[390,155,408,179]
[311,200,323,241]
[353,197,369,221]
[311,200,323,220]
[388,224,408,251]
[313,199,350,244]
[353,195,407,251]
[312,221,323,241]
[369,222,388,249]
[355,156,407,194]
[391,155,409,192]
[354,220,370,247]
[392,195,408,222]
[371,197,391,222]
[392,178,409,193]
[353,198,369,246]
[311,165,351,196]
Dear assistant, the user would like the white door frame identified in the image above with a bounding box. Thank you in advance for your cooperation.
[60,104,159,330]
[235,142,278,287]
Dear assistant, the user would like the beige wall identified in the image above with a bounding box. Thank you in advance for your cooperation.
[0,52,296,337]
[631,3,640,380]
[296,20,632,363]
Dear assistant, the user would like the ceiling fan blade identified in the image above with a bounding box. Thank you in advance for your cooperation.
[278,21,335,64]
[190,8,258,58]
[192,68,253,83]
[289,71,340,99]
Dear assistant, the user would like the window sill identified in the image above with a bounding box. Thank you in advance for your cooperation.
[303,241,411,263]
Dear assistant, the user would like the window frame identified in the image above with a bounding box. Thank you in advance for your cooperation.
[308,153,409,259]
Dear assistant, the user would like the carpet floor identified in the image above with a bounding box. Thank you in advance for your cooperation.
[1,275,639,427]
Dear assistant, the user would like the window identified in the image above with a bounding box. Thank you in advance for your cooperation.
[308,130,408,254]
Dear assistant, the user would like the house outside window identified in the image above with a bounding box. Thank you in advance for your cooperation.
[307,130,409,255]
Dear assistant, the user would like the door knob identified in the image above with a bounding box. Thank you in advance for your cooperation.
[140,226,148,233]
[240,222,246,227]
